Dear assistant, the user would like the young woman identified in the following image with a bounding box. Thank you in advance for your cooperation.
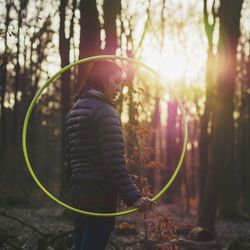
[64,59,154,250]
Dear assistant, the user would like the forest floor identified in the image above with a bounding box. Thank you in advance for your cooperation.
[0,202,250,250]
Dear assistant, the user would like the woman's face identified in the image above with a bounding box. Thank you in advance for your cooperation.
[104,70,123,100]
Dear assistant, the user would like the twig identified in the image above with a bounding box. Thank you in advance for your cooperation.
[0,209,47,236]
[3,238,23,250]
[49,228,74,244]
[162,237,220,248]
[143,212,150,249]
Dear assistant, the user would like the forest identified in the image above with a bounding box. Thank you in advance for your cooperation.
[0,0,250,249]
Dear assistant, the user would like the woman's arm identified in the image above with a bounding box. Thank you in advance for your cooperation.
[92,105,142,207]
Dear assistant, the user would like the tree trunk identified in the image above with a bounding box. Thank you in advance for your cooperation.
[199,0,216,205]
[236,40,250,215]
[103,0,121,55]
[164,100,178,203]
[149,93,161,194]
[197,0,243,231]
[12,1,28,144]
[0,1,11,152]
[59,0,72,199]
[77,0,101,92]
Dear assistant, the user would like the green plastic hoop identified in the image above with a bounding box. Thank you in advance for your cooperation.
[22,55,188,217]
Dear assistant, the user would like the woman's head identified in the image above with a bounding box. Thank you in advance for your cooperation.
[74,59,123,101]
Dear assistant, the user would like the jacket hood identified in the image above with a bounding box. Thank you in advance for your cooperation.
[80,87,114,107]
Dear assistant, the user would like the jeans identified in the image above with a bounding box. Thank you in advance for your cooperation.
[71,180,117,250]
[73,215,116,250]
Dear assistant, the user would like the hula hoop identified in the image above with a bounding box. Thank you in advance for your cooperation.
[22,55,188,217]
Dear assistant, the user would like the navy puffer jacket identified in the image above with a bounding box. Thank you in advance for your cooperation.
[64,87,142,207]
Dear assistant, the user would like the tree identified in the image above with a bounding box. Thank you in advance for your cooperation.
[77,0,101,90]
[199,0,217,204]
[103,0,121,55]
[196,0,244,233]
[59,0,75,198]
[0,0,12,152]
[12,0,29,144]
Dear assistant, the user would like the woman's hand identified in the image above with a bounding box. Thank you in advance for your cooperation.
[132,197,156,212]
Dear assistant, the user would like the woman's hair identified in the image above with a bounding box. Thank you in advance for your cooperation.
[73,59,122,102]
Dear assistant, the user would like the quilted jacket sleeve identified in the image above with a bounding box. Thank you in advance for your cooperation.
[92,105,142,207]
